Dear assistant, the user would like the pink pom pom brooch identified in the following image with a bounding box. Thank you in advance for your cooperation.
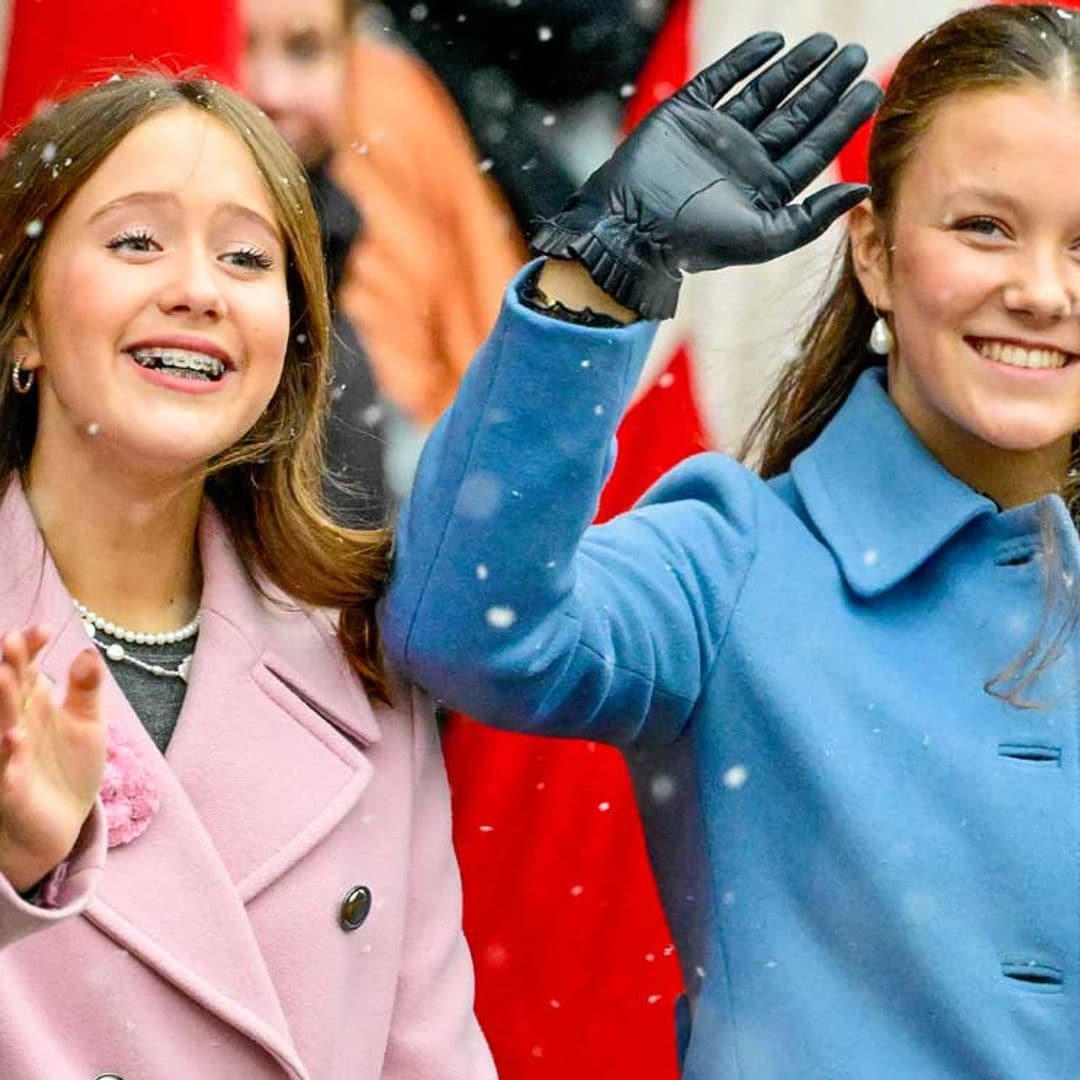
[100,719,160,848]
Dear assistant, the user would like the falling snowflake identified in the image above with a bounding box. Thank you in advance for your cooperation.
[620,83,637,99]
[722,764,748,790]
[476,564,489,581]
[25,219,43,238]
[485,605,516,629]
[650,773,675,803]
[484,942,509,968]
[457,470,503,520]
[537,25,553,41]
[86,422,101,436]
[40,142,57,165]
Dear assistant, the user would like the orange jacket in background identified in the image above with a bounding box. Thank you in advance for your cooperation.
[334,36,527,428]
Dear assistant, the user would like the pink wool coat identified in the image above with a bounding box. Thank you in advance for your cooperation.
[0,481,495,1080]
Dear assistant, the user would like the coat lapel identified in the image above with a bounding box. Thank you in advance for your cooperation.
[165,508,381,902]
[0,483,382,1079]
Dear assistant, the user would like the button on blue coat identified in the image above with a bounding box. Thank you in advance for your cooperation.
[382,268,1080,1079]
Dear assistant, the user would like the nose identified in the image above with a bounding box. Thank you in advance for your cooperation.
[156,249,227,321]
[1002,246,1076,323]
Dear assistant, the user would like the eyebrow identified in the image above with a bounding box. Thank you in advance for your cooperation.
[88,191,283,242]
[942,186,1020,210]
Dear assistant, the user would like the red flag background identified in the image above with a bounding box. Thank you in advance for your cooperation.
[0,0,240,134]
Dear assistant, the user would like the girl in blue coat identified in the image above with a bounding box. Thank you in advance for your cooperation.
[383,6,1080,1077]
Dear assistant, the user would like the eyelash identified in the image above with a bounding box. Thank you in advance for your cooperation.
[106,230,274,270]
[956,216,1006,238]
[106,227,158,252]
[227,245,274,271]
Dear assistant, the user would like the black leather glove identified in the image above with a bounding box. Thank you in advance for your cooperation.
[531,32,883,319]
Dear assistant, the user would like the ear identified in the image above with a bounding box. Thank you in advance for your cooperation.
[848,202,893,314]
[13,312,42,372]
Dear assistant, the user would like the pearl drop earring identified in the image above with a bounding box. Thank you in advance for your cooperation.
[868,316,894,356]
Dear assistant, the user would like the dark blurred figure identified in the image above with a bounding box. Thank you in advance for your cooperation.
[383,0,673,233]
[242,0,389,528]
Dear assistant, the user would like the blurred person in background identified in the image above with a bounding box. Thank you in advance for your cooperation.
[242,0,388,526]
[382,0,674,233]
[334,4,527,491]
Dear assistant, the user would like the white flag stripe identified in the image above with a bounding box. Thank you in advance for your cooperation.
[680,0,972,449]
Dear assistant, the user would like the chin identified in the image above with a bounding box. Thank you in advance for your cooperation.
[112,433,232,476]
[968,418,1072,455]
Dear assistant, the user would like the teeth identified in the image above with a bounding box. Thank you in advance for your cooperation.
[976,340,1069,370]
[131,347,225,379]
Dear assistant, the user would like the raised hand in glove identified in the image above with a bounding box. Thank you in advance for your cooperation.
[531,32,883,320]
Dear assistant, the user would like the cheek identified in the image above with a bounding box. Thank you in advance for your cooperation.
[892,236,997,330]
[247,289,291,381]
[34,253,124,362]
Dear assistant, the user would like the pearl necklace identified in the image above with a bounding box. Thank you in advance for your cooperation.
[74,599,199,682]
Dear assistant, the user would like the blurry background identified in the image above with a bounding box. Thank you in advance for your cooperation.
[0,0,1006,1075]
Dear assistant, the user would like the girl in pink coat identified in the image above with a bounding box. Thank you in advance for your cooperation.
[0,74,494,1080]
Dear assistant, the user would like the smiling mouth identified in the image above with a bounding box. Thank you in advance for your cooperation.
[969,338,1076,371]
[129,347,226,382]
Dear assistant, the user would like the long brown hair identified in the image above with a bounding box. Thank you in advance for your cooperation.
[740,4,1080,704]
[0,74,392,699]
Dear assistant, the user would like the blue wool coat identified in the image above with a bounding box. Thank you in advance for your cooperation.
[382,269,1080,1079]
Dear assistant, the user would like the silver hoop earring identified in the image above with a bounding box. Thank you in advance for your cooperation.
[11,357,34,394]
[868,315,894,357]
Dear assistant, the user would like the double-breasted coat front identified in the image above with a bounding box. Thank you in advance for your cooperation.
[0,481,494,1080]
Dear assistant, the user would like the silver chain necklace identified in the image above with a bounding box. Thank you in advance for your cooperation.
[74,599,199,682]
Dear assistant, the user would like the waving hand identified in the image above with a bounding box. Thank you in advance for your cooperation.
[533,32,883,318]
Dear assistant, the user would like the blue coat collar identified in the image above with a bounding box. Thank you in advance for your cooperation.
[789,368,999,597]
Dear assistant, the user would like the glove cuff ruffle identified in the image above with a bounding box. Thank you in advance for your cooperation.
[531,218,681,321]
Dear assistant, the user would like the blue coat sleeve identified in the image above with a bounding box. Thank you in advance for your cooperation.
[381,265,759,746]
